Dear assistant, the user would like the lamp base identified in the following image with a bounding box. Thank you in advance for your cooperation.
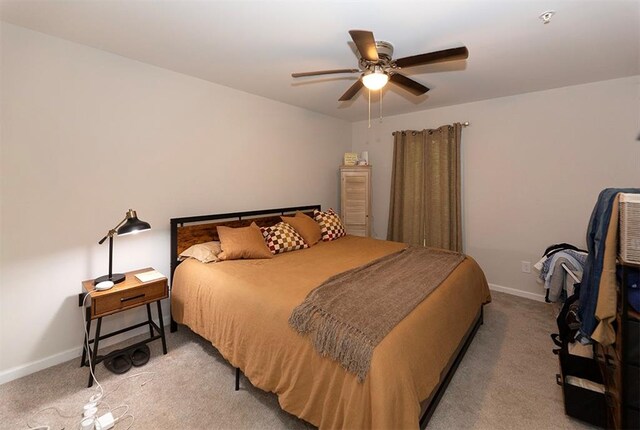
[94,273,126,286]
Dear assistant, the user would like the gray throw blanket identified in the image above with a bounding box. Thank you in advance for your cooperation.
[289,246,465,381]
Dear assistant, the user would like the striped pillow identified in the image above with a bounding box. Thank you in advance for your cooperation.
[313,208,347,241]
[260,222,309,254]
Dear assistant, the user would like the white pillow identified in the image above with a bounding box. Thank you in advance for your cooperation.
[179,241,222,263]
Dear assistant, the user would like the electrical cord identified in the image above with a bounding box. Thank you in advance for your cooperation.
[27,293,105,430]
[118,414,135,430]
[110,404,129,421]
[26,290,154,430]
[103,371,155,400]
[77,400,111,430]
[27,406,77,429]
[27,291,155,430]
[26,398,117,430]
[82,291,104,402]
[79,290,160,429]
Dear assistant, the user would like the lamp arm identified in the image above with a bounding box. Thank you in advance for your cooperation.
[98,231,112,245]
[97,216,128,245]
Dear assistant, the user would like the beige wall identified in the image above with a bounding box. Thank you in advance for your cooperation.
[0,23,351,381]
[1,21,638,382]
[352,76,640,299]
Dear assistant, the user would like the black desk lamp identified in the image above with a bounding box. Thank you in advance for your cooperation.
[94,209,151,285]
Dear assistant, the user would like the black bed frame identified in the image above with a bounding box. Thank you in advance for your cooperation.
[168,204,484,429]
[419,307,483,428]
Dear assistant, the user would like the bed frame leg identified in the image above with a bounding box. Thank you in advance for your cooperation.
[170,305,178,333]
[235,368,240,391]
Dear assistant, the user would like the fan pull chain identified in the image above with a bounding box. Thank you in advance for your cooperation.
[379,89,383,123]
[368,89,371,129]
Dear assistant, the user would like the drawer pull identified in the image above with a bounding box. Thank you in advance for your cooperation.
[121,294,145,303]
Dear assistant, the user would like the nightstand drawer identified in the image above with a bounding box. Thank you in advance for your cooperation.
[93,281,167,317]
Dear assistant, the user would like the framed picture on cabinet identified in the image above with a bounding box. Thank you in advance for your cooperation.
[343,152,358,166]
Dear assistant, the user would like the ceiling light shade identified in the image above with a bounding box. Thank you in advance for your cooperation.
[362,70,389,90]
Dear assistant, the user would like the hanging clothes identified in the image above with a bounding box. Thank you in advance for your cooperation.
[579,188,640,340]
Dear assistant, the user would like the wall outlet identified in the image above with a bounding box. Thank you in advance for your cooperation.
[521,261,531,273]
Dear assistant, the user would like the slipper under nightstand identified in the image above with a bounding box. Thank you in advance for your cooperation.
[79,267,168,387]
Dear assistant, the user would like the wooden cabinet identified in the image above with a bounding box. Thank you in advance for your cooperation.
[340,165,371,237]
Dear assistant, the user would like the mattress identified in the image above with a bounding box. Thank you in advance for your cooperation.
[171,235,490,429]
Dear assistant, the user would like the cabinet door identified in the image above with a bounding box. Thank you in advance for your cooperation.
[341,169,370,236]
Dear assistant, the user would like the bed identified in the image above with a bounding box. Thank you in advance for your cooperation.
[169,205,491,429]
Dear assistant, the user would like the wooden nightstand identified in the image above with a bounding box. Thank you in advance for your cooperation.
[79,267,168,387]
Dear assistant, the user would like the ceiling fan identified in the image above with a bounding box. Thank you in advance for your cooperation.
[292,30,469,101]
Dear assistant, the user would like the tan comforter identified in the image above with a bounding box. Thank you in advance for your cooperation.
[171,236,490,429]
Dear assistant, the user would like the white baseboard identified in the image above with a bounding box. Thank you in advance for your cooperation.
[1,284,545,385]
[0,314,171,386]
[488,283,546,303]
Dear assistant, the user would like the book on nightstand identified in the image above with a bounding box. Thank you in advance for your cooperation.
[135,270,166,283]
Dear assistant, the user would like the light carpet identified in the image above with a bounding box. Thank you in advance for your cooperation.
[0,291,594,429]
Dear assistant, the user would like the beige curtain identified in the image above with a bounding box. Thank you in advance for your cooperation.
[387,123,462,251]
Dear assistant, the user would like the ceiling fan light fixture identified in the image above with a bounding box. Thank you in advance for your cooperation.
[362,69,389,90]
[292,29,467,102]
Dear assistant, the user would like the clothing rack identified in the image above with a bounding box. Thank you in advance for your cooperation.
[561,263,581,284]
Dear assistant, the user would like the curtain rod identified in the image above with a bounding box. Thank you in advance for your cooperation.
[391,122,470,136]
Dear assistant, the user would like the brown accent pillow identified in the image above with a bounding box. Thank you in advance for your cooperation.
[217,222,273,260]
[281,212,322,246]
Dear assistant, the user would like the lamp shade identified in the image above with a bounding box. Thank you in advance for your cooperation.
[117,209,151,236]
[362,70,389,90]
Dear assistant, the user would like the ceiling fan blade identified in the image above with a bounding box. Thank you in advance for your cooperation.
[339,79,364,101]
[389,73,430,96]
[394,46,469,69]
[291,68,360,78]
[349,30,379,62]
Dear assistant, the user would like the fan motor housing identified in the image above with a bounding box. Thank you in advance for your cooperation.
[374,41,394,60]
[356,40,394,62]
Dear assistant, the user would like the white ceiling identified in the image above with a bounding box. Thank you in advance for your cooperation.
[1,0,639,122]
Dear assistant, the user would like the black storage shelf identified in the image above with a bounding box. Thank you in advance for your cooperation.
[595,263,640,429]
[557,350,607,428]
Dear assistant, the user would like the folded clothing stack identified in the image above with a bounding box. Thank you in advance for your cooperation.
[534,243,588,303]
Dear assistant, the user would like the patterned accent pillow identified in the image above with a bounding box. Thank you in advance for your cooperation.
[313,208,347,241]
[260,222,309,254]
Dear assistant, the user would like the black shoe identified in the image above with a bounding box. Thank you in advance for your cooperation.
[130,344,150,367]
[104,353,132,374]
